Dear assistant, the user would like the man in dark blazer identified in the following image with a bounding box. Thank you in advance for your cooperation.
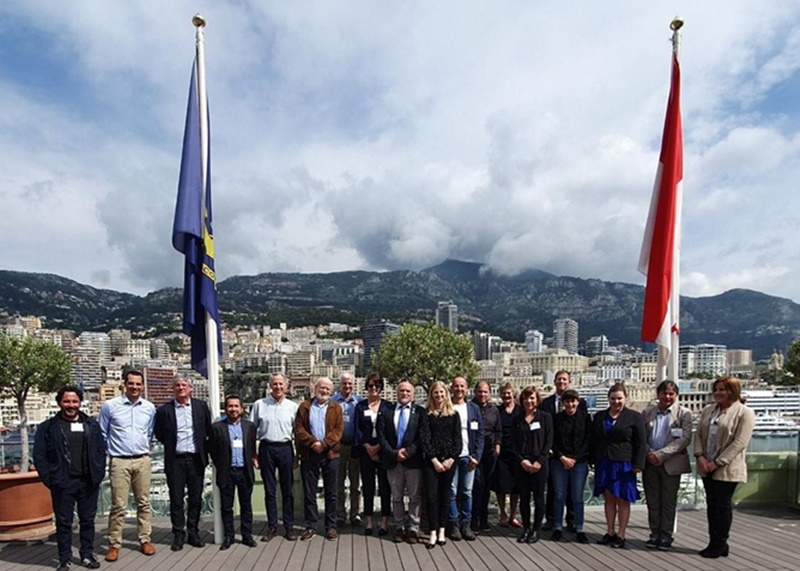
[154,377,212,551]
[540,370,587,531]
[377,380,424,544]
[208,395,258,550]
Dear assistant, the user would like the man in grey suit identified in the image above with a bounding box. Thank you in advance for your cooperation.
[642,380,693,551]
[377,380,424,544]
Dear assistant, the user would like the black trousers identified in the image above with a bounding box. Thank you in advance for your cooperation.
[517,466,548,532]
[473,448,498,524]
[546,458,574,525]
[422,462,456,531]
[259,441,295,529]
[220,467,253,540]
[702,477,738,547]
[360,454,391,516]
[301,453,339,531]
[166,454,205,540]
[51,476,100,564]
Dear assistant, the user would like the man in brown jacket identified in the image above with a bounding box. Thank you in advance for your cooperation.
[295,377,344,541]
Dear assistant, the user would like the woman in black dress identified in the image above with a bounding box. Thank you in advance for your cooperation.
[419,381,462,549]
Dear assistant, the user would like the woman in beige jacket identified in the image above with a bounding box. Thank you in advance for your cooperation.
[694,377,755,559]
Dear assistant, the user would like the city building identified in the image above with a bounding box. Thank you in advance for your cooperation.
[553,318,579,354]
[680,344,727,377]
[585,335,608,357]
[525,329,544,353]
[435,300,458,333]
[361,319,399,374]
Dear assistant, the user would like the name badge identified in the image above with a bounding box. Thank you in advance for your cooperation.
[70,423,84,432]
[232,439,244,449]
[529,422,541,431]
[470,421,479,431]
[670,428,683,438]
[364,410,372,418]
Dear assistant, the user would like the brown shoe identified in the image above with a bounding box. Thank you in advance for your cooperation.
[140,542,156,556]
[393,529,406,543]
[261,527,278,542]
[105,546,120,562]
[300,528,316,541]
[406,529,420,544]
[326,528,338,540]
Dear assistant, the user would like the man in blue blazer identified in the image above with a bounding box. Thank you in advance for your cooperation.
[154,377,212,551]
[447,376,484,541]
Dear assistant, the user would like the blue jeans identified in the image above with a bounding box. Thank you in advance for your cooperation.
[448,456,476,525]
[551,460,588,532]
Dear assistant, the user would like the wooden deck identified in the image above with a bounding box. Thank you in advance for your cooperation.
[1,506,798,571]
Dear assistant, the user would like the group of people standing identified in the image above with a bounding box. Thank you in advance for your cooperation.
[32,369,754,569]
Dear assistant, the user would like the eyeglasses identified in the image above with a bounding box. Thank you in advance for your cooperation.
[367,384,380,390]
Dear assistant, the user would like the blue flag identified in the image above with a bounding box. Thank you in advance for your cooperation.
[172,59,221,378]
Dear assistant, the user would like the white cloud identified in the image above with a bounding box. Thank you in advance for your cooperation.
[0,0,800,305]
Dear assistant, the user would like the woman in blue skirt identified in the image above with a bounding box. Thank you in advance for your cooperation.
[592,383,646,549]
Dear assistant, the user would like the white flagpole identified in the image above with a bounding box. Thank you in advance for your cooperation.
[668,16,683,384]
[193,13,223,545]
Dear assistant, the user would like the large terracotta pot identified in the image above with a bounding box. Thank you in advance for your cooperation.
[0,471,55,541]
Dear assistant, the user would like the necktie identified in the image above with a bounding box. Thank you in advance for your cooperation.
[397,405,408,445]
[557,396,564,413]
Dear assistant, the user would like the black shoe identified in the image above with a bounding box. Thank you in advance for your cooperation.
[364,527,373,536]
[426,541,436,550]
[611,537,626,549]
[658,537,673,551]
[566,522,577,533]
[700,544,726,558]
[480,520,492,532]
[81,557,101,570]
[448,525,462,541]
[379,527,389,537]
[461,525,476,541]
[187,535,205,548]
[284,527,297,541]
[56,562,71,571]
[242,535,257,548]
[597,533,618,545]
[220,538,233,551]
[645,537,661,549]
[550,529,563,542]
[526,531,540,544]
[576,532,589,544]
[517,529,531,543]
[541,521,554,531]
[437,539,447,546]
[470,518,480,532]
[170,540,184,551]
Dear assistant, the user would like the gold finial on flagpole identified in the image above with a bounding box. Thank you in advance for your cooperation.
[192,13,206,28]
[670,17,684,32]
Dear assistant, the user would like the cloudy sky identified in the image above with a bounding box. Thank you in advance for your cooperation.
[2,1,800,303]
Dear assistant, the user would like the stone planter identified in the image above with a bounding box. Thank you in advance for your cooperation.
[0,471,55,541]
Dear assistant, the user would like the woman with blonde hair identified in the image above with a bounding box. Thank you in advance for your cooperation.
[419,381,462,549]
[694,377,754,559]
[495,382,523,528]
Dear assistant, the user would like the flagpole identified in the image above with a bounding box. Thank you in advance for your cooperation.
[193,13,224,544]
[668,17,683,383]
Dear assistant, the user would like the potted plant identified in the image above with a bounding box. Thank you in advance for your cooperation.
[0,334,72,540]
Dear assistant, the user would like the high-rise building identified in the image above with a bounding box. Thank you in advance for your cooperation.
[585,335,608,357]
[553,318,579,354]
[361,319,399,374]
[679,344,727,378]
[70,346,103,389]
[525,330,544,353]
[435,301,458,333]
[78,332,111,362]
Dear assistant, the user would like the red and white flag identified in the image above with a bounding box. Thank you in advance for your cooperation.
[639,52,683,381]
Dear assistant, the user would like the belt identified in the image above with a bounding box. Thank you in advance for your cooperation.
[113,454,149,460]
[230,466,245,471]
[175,453,199,458]
[261,440,292,446]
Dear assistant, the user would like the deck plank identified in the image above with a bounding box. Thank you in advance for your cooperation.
[2,507,799,571]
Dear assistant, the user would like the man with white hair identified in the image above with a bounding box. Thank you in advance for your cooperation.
[295,377,344,541]
[332,371,362,526]
[154,376,212,551]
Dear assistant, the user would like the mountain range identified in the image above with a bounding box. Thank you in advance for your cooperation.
[1,259,798,359]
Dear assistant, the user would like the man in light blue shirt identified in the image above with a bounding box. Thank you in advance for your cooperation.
[332,371,362,526]
[98,370,156,561]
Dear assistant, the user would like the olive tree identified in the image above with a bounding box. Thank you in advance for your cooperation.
[372,323,479,391]
[0,335,72,472]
